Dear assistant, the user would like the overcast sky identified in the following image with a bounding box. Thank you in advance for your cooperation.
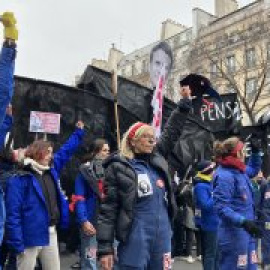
[0,0,253,85]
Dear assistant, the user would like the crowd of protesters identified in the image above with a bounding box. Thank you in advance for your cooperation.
[1,11,270,270]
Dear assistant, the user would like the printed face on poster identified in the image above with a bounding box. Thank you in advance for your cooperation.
[29,111,61,134]
[149,41,173,89]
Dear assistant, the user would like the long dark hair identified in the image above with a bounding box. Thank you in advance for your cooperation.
[81,139,108,163]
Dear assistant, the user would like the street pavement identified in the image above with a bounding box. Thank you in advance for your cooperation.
[60,253,202,269]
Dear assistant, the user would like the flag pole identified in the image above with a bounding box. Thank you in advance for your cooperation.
[111,69,121,150]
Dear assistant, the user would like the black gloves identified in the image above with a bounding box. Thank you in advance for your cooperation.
[250,135,261,154]
[177,98,193,113]
[242,220,262,238]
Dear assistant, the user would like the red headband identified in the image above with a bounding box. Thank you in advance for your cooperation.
[128,122,148,139]
[231,141,244,156]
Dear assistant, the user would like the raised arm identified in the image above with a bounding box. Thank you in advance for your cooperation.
[0,12,18,128]
[53,121,85,174]
[245,135,262,178]
[0,105,13,150]
[156,98,192,159]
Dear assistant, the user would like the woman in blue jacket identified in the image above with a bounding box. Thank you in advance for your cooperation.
[193,160,219,270]
[213,137,262,270]
[74,139,110,270]
[5,121,85,270]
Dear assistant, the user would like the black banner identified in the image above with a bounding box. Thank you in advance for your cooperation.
[192,93,242,134]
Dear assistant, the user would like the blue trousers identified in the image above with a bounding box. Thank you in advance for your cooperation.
[201,230,219,270]
[80,231,97,270]
[117,218,172,270]
[218,228,257,270]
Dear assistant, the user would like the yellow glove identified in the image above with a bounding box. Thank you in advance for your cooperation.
[1,12,18,41]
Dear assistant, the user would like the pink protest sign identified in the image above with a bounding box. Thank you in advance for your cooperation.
[29,111,61,134]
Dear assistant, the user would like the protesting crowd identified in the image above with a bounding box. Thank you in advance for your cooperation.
[0,11,270,270]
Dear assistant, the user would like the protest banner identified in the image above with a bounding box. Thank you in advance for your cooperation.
[29,111,61,134]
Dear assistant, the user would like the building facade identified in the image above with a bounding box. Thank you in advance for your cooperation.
[91,0,270,125]
[190,0,270,125]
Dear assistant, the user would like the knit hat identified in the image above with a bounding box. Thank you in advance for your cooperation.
[196,160,215,175]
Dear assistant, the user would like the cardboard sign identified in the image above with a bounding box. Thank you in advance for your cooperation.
[29,111,61,134]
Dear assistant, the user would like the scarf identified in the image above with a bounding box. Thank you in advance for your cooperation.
[23,158,50,175]
[217,156,246,172]
[196,172,212,182]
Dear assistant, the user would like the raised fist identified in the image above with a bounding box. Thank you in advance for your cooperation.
[1,12,18,41]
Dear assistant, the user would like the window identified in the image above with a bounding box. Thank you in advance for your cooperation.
[228,32,240,44]
[246,48,256,68]
[246,78,257,100]
[173,37,178,48]
[142,60,148,73]
[226,55,236,73]
[131,64,136,76]
[210,62,218,79]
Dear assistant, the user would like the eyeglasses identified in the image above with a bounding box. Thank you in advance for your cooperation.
[140,134,156,141]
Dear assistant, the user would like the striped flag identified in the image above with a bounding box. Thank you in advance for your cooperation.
[151,67,165,138]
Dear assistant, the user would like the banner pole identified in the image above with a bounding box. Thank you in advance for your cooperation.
[111,69,121,150]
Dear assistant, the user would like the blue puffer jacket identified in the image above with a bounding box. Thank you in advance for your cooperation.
[213,154,261,227]
[0,45,16,129]
[5,128,85,254]
[194,176,219,231]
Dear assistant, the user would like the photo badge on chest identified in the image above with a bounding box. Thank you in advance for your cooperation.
[137,173,153,198]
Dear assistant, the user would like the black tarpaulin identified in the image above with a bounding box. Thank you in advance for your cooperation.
[78,65,176,125]
[13,76,140,195]
[78,65,242,134]
[12,73,245,187]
